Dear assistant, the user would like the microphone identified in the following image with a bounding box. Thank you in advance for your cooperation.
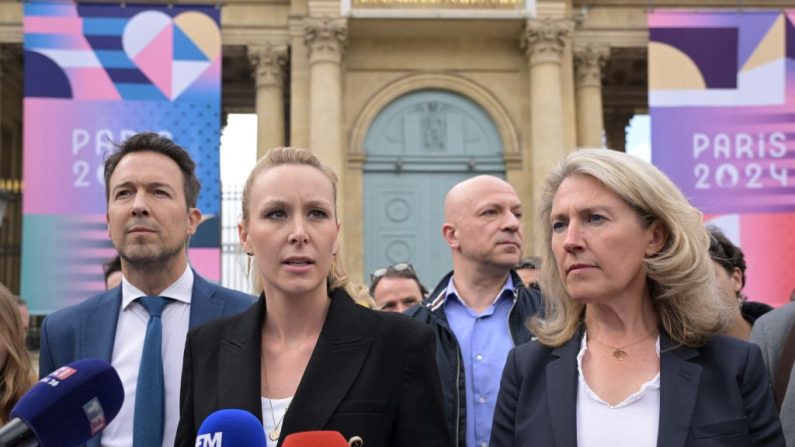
[282,431,351,447]
[0,358,123,447]
[196,409,266,447]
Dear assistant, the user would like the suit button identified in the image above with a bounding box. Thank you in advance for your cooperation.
[349,436,364,447]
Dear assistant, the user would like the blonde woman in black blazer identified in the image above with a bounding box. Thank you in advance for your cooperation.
[175,148,451,447]
[491,149,784,447]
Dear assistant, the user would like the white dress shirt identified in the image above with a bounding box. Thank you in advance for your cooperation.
[101,266,193,447]
[576,333,661,447]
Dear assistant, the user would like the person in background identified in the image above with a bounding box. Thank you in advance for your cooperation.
[39,132,254,447]
[707,226,773,340]
[176,147,451,447]
[370,263,427,313]
[751,302,795,447]
[514,256,541,289]
[0,282,36,425]
[491,148,783,446]
[407,175,544,447]
[103,255,123,290]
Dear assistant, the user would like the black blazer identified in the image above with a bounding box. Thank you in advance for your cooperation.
[491,330,785,447]
[175,288,452,447]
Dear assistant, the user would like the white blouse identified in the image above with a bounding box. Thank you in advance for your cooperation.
[576,333,661,447]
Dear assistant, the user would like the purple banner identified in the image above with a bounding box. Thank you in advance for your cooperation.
[649,11,795,306]
[22,2,222,313]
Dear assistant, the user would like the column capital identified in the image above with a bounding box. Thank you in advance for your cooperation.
[304,17,347,64]
[574,44,610,88]
[247,44,288,89]
[520,18,574,66]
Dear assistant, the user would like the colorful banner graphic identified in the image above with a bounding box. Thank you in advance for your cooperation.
[22,2,222,313]
[649,11,795,307]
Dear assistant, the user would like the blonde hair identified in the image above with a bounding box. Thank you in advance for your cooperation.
[531,148,734,348]
[348,283,376,309]
[240,147,351,295]
[0,283,36,424]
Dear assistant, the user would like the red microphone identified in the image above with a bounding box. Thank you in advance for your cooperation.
[281,431,359,447]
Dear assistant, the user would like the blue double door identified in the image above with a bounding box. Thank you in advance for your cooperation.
[362,89,506,289]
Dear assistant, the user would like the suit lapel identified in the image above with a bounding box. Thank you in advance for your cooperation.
[189,271,224,328]
[280,289,373,437]
[80,289,121,362]
[657,332,701,447]
[547,335,580,447]
[218,297,264,420]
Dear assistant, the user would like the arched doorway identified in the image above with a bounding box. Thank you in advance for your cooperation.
[363,89,505,289]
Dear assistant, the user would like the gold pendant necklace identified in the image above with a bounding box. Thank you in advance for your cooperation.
[588,330,657,361]
[262,350,289,442]
[266,397,287,442]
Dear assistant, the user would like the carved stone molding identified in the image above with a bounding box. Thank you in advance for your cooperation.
[574,44,610,88]
[303,17,347,64]
[247,44,288,88]
[520,18,574,66]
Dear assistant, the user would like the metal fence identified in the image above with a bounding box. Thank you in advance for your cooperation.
[220,184,252,294]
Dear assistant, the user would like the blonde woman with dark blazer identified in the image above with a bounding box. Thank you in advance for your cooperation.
[176,147,451,447]
[491,149,784,447]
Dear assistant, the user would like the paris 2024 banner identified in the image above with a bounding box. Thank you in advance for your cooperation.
[21,2,222,313]
[649,11,795,307]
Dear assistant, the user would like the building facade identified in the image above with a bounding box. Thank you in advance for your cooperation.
[0,0,789,291]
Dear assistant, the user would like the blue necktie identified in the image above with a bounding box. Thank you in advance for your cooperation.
[133,296,172,447]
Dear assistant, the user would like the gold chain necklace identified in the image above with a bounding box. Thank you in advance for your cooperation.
[261,351,290,442]
[588,330,657,361]
[265,395,288,442]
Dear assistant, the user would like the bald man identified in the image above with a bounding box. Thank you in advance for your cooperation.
[407,176,543,447]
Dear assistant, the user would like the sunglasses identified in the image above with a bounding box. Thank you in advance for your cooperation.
[370,263,416,284]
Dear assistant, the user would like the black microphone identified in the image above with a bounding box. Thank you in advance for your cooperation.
[0,358,124,447]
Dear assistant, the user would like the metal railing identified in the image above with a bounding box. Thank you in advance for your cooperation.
[220,184,252,294]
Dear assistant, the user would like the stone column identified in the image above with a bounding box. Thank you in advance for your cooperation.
[604,108,635,152]
[574,44,610,148]
[520,18,573,199]
[304,16,348,244]
[304,17,346,173]
[289,17,311,149]
[248,44,288,159]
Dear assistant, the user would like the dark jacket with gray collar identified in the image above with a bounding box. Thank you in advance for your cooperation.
[405,270,544,446]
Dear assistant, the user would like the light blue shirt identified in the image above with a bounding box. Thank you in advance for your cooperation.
[444,276,515,447]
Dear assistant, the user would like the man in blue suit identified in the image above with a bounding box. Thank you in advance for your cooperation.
[39,132,254,447]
